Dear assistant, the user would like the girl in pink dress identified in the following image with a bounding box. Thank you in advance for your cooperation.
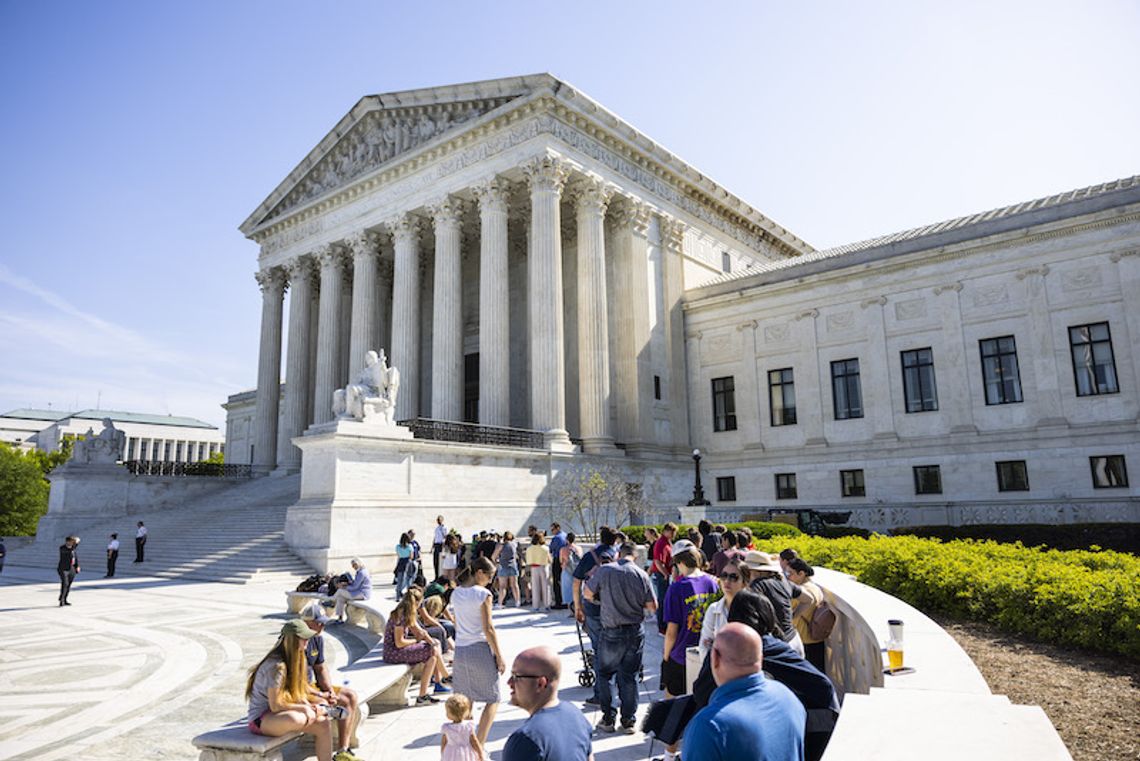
[440,693,484,761]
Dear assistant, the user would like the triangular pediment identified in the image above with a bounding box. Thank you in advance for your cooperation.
[241,74,558,233]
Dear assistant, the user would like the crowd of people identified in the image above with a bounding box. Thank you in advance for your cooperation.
[252,517,840,761]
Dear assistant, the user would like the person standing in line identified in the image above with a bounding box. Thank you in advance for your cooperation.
[584,542,657,734]
[787,558,827,673]
[573,526,618,705]
[744,551,803,656]
[0,536,7,573]
[432,515,448,579]
[450,557,506,746]
[650,523,677,635]
[526,532,552,611]
[105,533,119,578]
[394,533,416,599]
[547,522,568,609]
[503,646,594,761]
[492,531,520,607]
[559,533,583,615]
[133,521,147,563]
[681,624,805,761]
[57,535,80,606]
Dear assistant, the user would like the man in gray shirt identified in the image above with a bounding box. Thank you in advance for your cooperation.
[584,542,657,733]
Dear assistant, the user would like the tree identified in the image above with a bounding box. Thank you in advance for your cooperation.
[549,463,651,536]
[0,443,52,536]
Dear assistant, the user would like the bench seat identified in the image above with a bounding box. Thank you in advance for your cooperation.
[345,599,387,634]
[192,721,296,761]
[285,591,326,614]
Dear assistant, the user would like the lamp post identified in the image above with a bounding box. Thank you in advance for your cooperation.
[687,448,710,506]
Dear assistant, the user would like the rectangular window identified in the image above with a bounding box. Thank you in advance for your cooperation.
[840,469,865,497]
[1069,322,1119,396]
[775,473,798,500]
[913,465,942,495]
[716,476,737,502]
[1090,455,1129,488]
[979,336,1023,405]
[721,252,732,273]
[901,348,939,412]
[711,376,737,432]
[831,358,864,419]
[996,460,1029,492]
[768,368,797,426]
[654,375,661,400]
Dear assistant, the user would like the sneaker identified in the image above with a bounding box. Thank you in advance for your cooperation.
[584,696,600,706]
[441,675,453,684]
[415,694,440,705]
[433,682,452,694]
[333,751,362,761]
[596,716,616,733]
[621,718,637,734]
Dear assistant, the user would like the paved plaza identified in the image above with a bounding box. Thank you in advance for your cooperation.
[0,565,664,761]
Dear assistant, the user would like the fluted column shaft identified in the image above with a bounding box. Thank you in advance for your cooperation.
[388,215,422,420]
[575,177,615,451]
[431,199,465,421]
[252,268,285,474]
[611,199,653,448]
[313,245,346,424]
[477,179,511,426]
[279,256,315,471]
[348,231,382,378]
[524,156,571,440]
[661,218,691,451]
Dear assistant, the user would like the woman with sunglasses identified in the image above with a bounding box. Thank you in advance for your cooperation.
[698,559,746,662]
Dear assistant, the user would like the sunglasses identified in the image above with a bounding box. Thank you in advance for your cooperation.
[509,673,545,681]
[719,572,742,581]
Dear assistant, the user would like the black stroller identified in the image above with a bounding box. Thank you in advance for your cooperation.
[574,615,595,687]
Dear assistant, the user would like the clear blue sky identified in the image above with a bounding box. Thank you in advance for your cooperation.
[2,1,1138,427]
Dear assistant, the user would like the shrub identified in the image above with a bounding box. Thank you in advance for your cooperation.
[621,521,800,545]
[752,534,1140,660]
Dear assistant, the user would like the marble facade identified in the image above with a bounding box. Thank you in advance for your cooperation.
[234,74,1138,542]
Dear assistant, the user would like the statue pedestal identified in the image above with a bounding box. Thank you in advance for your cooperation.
[36,463,131,544]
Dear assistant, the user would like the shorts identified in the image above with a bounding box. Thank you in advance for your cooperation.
[661,657,687,697]
[497,566,519,577]
[247,711,269,735]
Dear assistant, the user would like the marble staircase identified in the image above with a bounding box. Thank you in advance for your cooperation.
[7,473,314,585]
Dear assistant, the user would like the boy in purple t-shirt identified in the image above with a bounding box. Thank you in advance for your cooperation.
[660,545,720,698]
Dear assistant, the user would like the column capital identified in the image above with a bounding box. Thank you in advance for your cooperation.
[474,176,510,214]
[284,255,316,282]
[255,267,286,293]
[314,244,346,270]
[386,213,422,244]
[611,197,651,235]
[660,215,686,253]
[346,229,382,259]
[429,196,465,230]
[571,174,615,215]
[522,154,570,196]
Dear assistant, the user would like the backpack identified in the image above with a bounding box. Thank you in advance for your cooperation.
[808,600,837,641]
[296,573,328,593]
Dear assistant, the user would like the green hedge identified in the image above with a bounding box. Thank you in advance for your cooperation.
[750,534,1140,660]
[621,521,801,545]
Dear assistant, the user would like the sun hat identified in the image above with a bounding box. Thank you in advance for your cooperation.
[741,550,782,575]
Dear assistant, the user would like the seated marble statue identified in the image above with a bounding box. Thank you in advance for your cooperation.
[72,418,126,464]
[333,349,400,424]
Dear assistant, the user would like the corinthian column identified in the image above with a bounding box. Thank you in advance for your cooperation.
[388,214,422,420]
[610,198,654,450]
[347,230,382,378]
[313,244,346,424]
[476,178,511,426]
[523,155,572,447]
[430,198,465,422]
[573,175,616,452]
[660,217,691,451]
[252,267,285,474]
[279,256,315,471]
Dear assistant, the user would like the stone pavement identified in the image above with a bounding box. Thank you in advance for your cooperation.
[0,565,668,761]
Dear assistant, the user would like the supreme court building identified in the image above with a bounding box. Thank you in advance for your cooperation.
[230,74,1139,542]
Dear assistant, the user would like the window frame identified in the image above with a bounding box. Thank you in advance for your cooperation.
[1089,455,1129,489]
[901,348,939,413]
[768,367,797,426]
[979,335,1023,405]
[1068,322,1120,397]
[711,376,738,432]
[913,465,943,495]
[716,476,737,502]
[995,460,1030,492]
[830,358,864,420]
[840,469,865,498]
[775,473,798,500]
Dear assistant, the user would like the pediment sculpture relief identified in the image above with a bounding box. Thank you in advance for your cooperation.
[268,98,514,221]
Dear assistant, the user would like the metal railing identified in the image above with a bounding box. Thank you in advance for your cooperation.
[396,418,546,449]
[123,460,252,478]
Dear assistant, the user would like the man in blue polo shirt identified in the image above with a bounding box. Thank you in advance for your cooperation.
[682,623,805,761]
[548,522,569,609]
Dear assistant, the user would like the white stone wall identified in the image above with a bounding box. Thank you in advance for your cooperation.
[684,211,1140,524]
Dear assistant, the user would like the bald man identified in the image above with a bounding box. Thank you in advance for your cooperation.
[504,646,594,761]
[681,623,805,761]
